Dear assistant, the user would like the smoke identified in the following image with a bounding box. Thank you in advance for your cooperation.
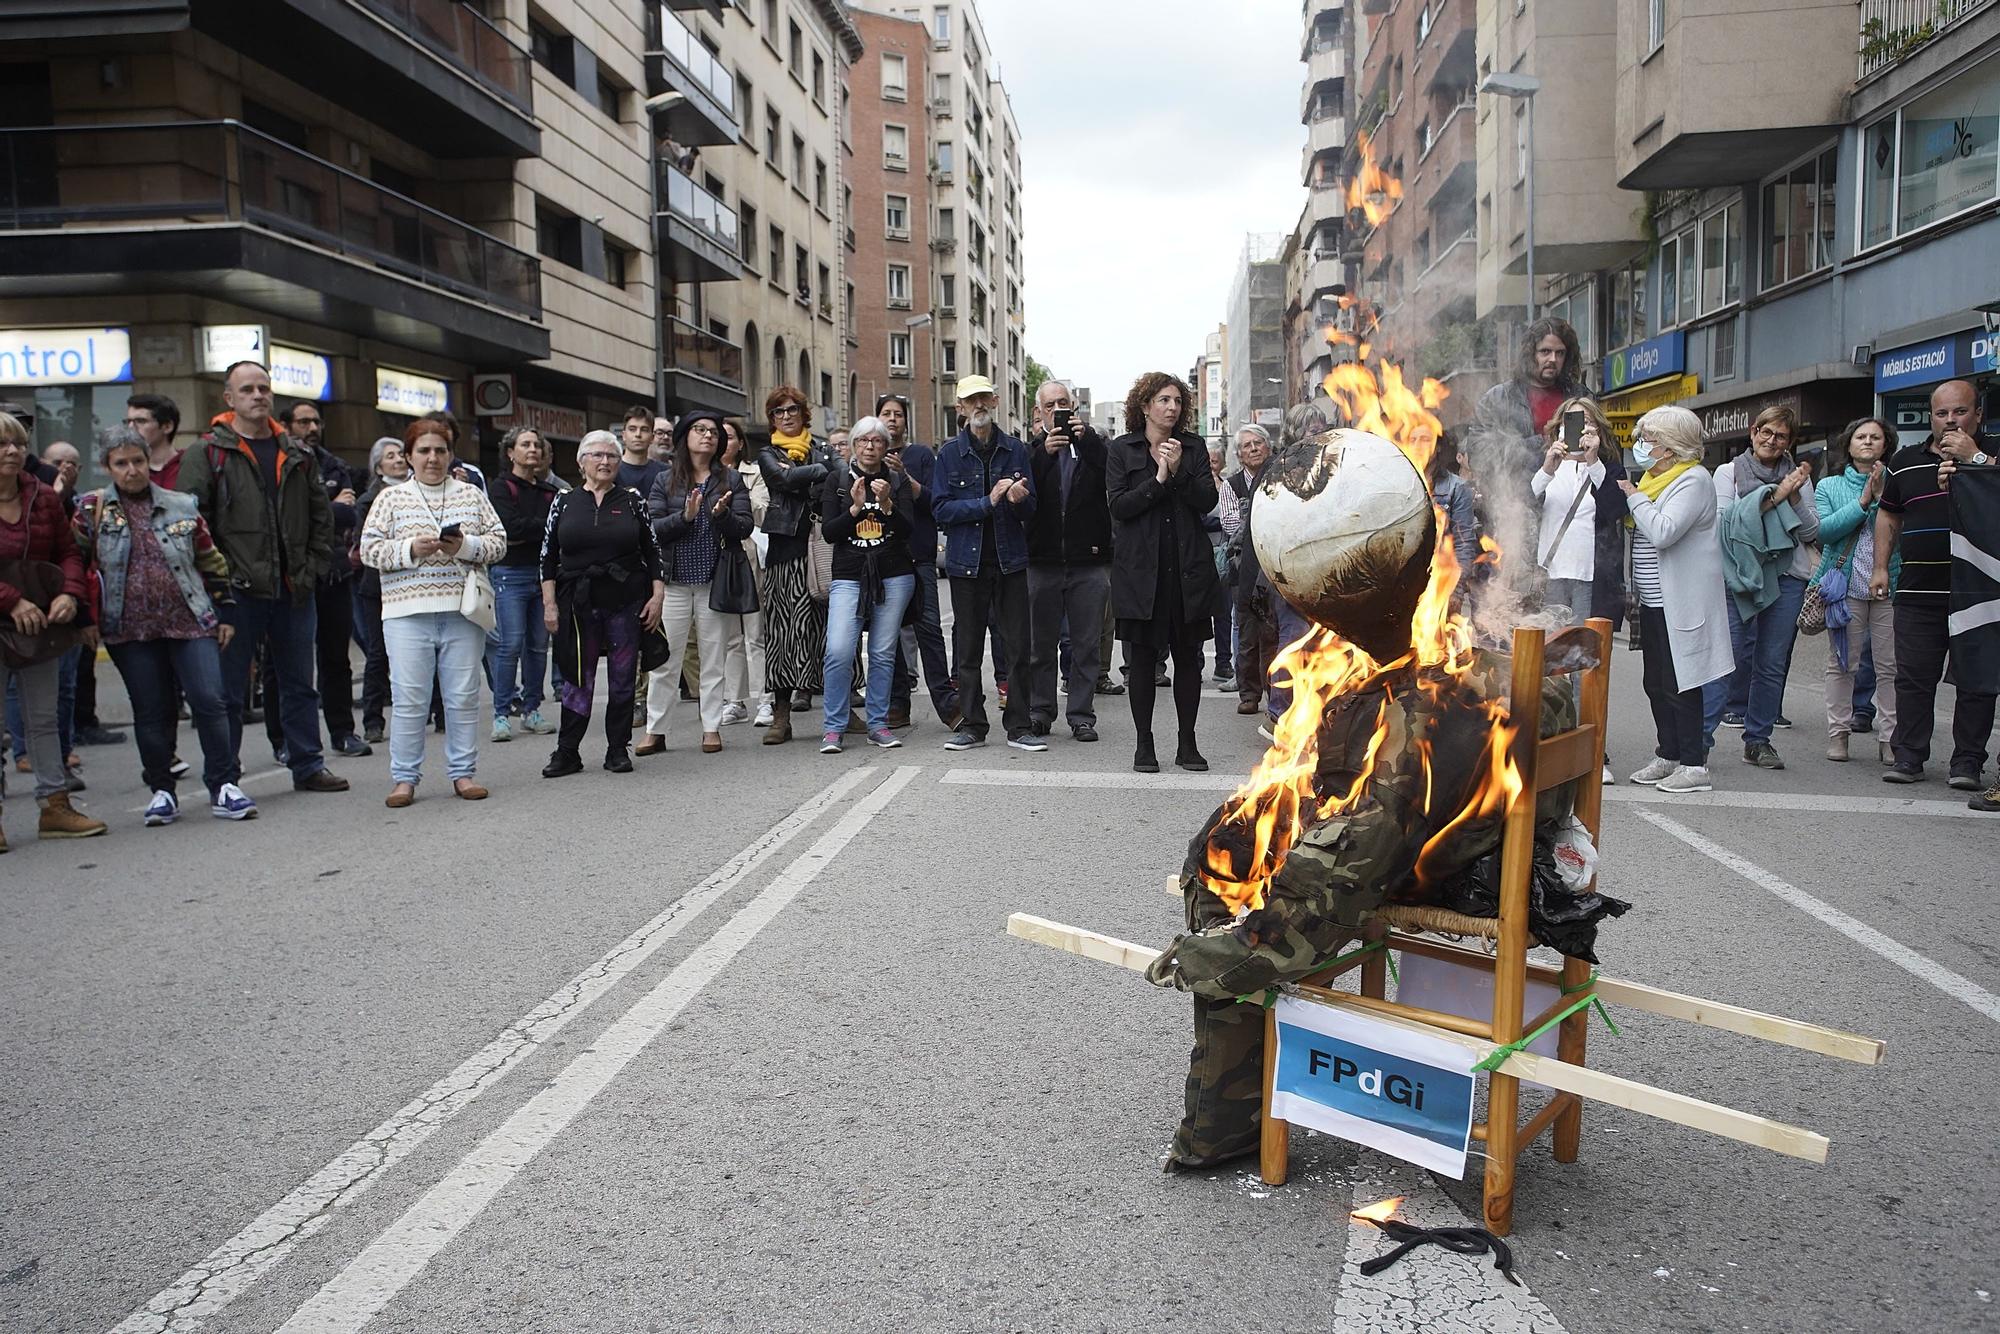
[1458,411,1571,649]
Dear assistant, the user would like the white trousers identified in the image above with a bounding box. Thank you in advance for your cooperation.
[645,582,731,736]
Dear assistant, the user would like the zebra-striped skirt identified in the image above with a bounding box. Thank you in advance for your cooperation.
[762,555,827,694]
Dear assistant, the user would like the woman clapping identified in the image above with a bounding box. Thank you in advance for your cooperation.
[359,422,506,806]
[817,415,916,751]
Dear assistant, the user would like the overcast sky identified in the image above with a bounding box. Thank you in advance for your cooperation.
[981,0,1303,411]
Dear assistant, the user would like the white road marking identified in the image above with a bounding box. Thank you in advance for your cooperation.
[942,768,1989,818]
[1636,808,2000,1025]
[274,764,923,1333]
[1337,1176,1568,1332]
[109,767,876,1334]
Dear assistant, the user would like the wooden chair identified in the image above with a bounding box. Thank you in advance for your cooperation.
[1257,618,1613,1236]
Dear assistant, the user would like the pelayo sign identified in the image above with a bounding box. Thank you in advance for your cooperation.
[1269,993,1478,1177]
[1602,330,1686,393]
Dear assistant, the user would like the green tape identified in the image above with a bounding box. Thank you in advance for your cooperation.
[1473,973,1619,1074]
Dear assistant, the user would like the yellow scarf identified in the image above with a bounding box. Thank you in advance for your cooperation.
[1627,459,1696,527]
[772,426,813,463]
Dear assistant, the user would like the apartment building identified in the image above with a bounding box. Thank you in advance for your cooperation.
[1346,0,1489,422]
[1591,0,2000,459]
[846,8,937,434]
[0,0,651,480]
[849,0,1026,439]
[1298,0,1351,404]
[1194,324,1228,443]
[1226,234,1288,432]
[676,0,860,438]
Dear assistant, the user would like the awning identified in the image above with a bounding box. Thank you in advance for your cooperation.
[1602,373,1699,449]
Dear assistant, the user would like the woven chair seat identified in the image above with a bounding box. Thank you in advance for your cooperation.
[1372,903,1509,941]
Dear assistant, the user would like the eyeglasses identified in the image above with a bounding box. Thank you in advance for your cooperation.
[771,404,805,417]
[578,451,619,462]
[1751,427,1792,444]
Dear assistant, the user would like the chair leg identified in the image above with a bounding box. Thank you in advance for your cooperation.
[1553,955,1591,1162]
[1360,921,1390,1000]
[1259,1006,1290,1185]
[1483,1070,1519,1236]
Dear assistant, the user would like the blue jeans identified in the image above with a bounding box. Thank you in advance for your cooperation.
[1704,574,1807,748]
[384,611,485,785]
[107,636,234,798]
[219,592,326,784]
[824,574,915,734]
[8,646,77,760]
[1267,598,1311,724]
[487,564,549,718]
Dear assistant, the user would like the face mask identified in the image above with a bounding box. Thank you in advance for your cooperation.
[1631,438,1656,469]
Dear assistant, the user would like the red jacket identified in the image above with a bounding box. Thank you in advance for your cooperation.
[0,473,88,612]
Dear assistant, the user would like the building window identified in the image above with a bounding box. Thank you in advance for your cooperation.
[603,242,629,288]
[817,262,831,313]
[890,332,913,373]
[888,263,912,306]
[1417,3,1435,43]
[795,243,810,301]
[595,73,622,120]
[788,21,803,82]
[812,51,826,107]
[884,123,908,167]
[885,193,910,236]
[529,18,574,83]
[942,339,957,373]
[936,207,954,240]
[1647,0,1665,51]
[791,133,805,188]
[762,0,777,34]
[881,52,907,100]
[934,6,951,43]
[939,272,955,311]
[1545,281,1597,363]
[535,203,583,269]
[845,281,856,335]
[767,224,784,283]
[1713,316,1738,381]
[821,372,834,407]
[1698,201,1742,312]
[1761,147,1837,290]
[739,202,759,272]
[934,71,951,108]
[814,156,828,211]
[1860,56,2000,250]
[935,140,953,175]
[764,105,781,160]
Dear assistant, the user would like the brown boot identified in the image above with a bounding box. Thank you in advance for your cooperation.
[38,791,107,840]
[762,702,792,744]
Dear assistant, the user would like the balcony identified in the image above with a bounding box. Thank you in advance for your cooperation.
[1307,255,1344,299]
[648,3,739,147]
[665,0,725,18]
[1305,112,1348,160]
[1419,0,1476,95]
[661,316,745,414]
[201,0,538,158]
[655,163,740,283]
[1860,0,1996,78]
[1299,47,1348,121]
[0,120,547,364]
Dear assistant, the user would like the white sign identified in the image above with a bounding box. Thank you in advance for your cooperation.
[376,366,452,417]
[1253,407,1283,426]
[200,324,268,373]
[509,397,588,441]
[1269,993,1478,1178]
[0,328,132,386]
[269,345,333,401]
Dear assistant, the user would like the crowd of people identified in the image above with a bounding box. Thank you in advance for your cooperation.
[4,331,1997,849]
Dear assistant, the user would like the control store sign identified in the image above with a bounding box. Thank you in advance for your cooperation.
[376,367,452,416]
[0,328,132,385]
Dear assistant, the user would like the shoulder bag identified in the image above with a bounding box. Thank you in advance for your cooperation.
[1797,523,1863,637]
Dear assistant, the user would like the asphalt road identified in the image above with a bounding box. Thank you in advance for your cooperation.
[2,624,1996,1333]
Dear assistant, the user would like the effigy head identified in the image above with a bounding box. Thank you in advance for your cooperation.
[1249,427,1436,663]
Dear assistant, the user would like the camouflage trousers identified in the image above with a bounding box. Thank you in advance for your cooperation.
[1169,993,1266,1168]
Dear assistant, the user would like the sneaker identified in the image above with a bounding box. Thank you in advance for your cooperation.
[1743,740,1785,770]
[1949,771,1983,791]
[719,701,750,726]
[1602,763,1615,785]
[603,748,633,773]
[76,724,127,746]
[1656,765,1713,793]
[1719,712,1746,728]
[169,755,190,778]
[491,717,513,743]
[1072,723,1099,743]
[363,723,386,744]
[1882,765,1925,785]
[542,749,584,778]
[520,709,554,734]
[867,728,902,749]
[1773,714,1793,729]
[819,732,844,754]
[144,790,179,827]
[332,734,373,757]
[1213,667,1233,683]
[753,702,775,727]
[1007,732,1049,752]
[1095,674,1125,696]
[1629,757,1678,785]
[942,730,985,751]
[210,783,258,821]
[1215,676,1236,694]
[1968,785,2000,813]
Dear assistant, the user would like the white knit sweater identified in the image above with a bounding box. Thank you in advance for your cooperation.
[359,478,506,619]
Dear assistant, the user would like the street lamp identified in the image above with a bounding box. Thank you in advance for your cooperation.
[905,312,939,436]
[1479,72,1542,321]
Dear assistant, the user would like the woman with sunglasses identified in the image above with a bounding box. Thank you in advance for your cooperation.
[753,386,833,745]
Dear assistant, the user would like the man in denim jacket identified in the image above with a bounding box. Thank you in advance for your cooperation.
[930,374,1038,751]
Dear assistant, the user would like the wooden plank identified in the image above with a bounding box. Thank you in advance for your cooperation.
[1005,914,1158,973]
[1533,726,1600,793]
[1591,976,1886,1066]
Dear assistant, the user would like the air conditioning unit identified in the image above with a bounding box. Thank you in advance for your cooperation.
[888,296,912,309]
[929,97,953,116]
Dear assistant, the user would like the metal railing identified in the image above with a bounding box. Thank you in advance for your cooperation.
[1860,0,1995,76]
[657,3,737,114]
[665,315,743,384]
[658,163,738,256]
[355,0,533,112]
[0,120,541,318]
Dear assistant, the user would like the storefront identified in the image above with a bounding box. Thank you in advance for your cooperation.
[1872,328,2000,449]
[0,326,135,492]
[1696,377,1875,466]
[1600,332,1697,453]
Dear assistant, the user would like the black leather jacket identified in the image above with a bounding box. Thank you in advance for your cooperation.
[755,441,832,539]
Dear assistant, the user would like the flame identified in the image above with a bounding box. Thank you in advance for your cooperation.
[1345,132,1403,227]
[1351,1196,1406,1223]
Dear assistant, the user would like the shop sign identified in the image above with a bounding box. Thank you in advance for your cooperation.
[1874,336,1958,392]
[1602,330,1686,393]
[376,367,452,416]
[1602,373,1699,449]
[199,324,267,373]
[509,397,588,441]
[0,327,132,385]
[1701,387,1804,440]
[269,345,333,401]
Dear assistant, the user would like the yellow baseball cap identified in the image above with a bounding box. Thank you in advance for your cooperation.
[953,374,997,400]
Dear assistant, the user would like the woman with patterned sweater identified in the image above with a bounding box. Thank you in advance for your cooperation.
[359,421,505,807]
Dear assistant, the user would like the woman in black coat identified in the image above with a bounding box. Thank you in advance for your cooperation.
[1107,371,1220,774]
[753,384,833,745]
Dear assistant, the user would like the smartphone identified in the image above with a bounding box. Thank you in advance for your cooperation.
[1561,409,1585,454]
[438,522,463,539]
[1053,407,1073,434]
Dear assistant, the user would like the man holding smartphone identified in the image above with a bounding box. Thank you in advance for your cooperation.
[1023,380,1112,742]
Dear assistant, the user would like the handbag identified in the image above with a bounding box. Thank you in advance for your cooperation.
[460,566,497,634]
[805,515,836,604]
[0,559,84,668]
[710,541,760,614]
[1797,525,1862,637]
